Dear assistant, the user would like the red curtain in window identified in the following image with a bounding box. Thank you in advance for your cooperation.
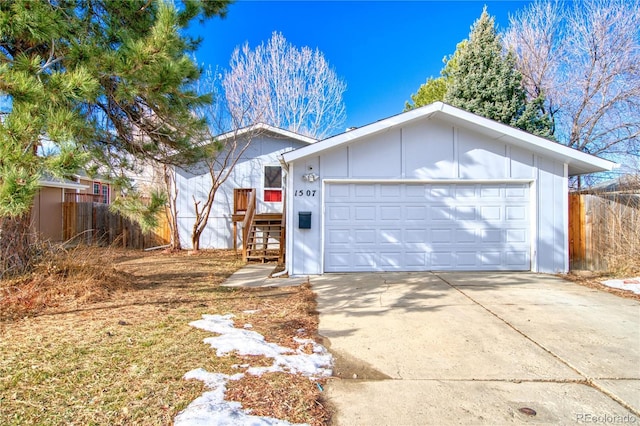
[264,189,282,202]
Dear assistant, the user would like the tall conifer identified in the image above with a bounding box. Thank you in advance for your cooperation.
[443,8,552,136]
[0,0,229,274]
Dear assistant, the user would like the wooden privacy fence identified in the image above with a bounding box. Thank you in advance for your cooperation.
[569,192,640,271]
[63,202,170,249]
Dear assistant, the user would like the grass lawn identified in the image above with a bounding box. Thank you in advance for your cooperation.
[0,247,330,425]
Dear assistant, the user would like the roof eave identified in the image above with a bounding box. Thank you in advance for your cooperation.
[39,180,89,190]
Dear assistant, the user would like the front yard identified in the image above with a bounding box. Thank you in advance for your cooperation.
[0,248,330,425]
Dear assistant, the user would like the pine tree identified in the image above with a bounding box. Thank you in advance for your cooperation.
[443,8,552,137]
[0,0,230,275]
[405,41,466,111]
[405,76,447,111]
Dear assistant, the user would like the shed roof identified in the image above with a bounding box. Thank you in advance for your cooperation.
[282,102,616,176]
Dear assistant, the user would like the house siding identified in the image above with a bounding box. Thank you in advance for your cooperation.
[287,119,568,275]
[176,133,309,250]
[32,186,64,241]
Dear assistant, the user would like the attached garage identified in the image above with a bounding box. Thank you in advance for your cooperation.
[282,102,615,276]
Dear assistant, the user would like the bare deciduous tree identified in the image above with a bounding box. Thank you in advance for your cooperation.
[222,31,347,139]
[504,1,565,128]
[188,125,258,252]
[170,34,345,251]
[505,0,640,183]
[160,67,263,252]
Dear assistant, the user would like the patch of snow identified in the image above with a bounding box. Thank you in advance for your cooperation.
[601,277,640,295]
[174,369,297,426]
[190,314,292,358]
[243,324,253,329]
[176,314,333,426]
[243,310,259,314]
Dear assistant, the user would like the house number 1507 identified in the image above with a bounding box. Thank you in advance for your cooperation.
[294,190,316,197]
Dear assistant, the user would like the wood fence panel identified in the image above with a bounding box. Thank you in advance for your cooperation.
[569,192,640,272]
[62,202,170,249]
[568,193,586,269]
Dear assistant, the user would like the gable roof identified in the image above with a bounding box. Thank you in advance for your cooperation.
[214,123,316,146]
[282,102,616,176]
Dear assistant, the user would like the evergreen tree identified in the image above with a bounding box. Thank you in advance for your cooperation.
[443,8,552,137]
[405,41,466,111]
[405,76,447,111]
[0,0,230,275]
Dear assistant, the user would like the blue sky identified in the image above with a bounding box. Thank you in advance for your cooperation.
[190,0,534,131]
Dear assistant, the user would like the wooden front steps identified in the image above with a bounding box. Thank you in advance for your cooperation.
[245,213,283,262]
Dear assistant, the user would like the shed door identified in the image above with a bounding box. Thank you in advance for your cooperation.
[324,182,531,272]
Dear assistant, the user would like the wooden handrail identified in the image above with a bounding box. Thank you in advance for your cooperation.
[241,189,257,261]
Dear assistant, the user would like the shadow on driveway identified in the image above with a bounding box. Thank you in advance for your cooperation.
[311,272,640,425]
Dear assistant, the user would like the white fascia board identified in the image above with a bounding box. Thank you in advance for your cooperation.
[39,179,89,190]
[282,102,617,175]
[213,123,316,146]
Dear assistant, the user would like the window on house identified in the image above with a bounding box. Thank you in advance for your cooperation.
[93,182,110,204]
[101,184,109,204]
[264,166,282,202]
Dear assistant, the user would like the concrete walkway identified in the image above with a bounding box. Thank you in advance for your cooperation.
[221,264,309,288]
[311,272,640,425]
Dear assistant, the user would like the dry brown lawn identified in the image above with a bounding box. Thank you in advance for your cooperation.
[0,247,330,425]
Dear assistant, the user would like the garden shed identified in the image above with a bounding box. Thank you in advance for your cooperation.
[281,102,615,275]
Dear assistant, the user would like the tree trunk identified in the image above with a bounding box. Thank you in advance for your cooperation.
[168,207,181,250]
[0,213,33,277]
[191,231,200,252]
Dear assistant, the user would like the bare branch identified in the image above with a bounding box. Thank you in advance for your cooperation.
[505,0,640,171]
[221,32,346,139]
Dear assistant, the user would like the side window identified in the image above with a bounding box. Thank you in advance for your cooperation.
[92,182,110,204]
[101,184,109,204]
[264,166,282,202]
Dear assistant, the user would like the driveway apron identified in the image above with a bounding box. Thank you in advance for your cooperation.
[311,272,640,425]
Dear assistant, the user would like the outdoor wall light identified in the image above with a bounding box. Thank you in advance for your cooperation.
[302,172,319,182]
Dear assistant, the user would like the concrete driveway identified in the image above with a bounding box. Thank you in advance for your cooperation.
[311,272,640,425]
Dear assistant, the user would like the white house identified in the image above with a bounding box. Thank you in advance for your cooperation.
[282,102,616,275]
[175,124,315,251]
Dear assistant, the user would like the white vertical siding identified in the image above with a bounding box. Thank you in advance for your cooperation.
[322,147,349,177]
[176,134,308,249]
[403,120,455,179]
[535,157,568,273]
[458,127,510,179]
[349,130,402,178]
[289,158,322,275]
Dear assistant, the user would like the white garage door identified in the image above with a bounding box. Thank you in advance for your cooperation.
[324,182,531,272]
